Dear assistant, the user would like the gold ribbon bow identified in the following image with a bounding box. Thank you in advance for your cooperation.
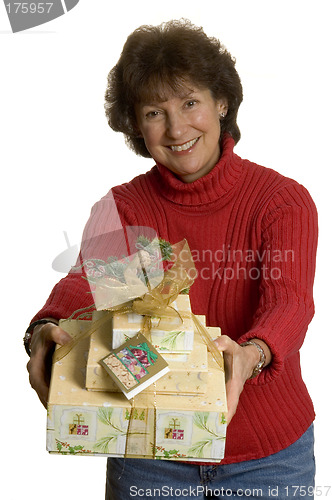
[53,239,195,363]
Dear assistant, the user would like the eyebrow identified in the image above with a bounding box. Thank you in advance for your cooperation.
[139,90,196,107]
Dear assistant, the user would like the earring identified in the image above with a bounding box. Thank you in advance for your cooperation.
[220,112,226,118]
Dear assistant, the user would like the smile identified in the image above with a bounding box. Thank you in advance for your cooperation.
[169,137,199,152]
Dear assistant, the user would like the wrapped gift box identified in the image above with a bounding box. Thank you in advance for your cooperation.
[86,313,220,395]
[112,294,195,353]
[47,320,227,462]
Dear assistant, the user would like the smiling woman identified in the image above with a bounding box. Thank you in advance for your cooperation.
[26,18,318,500]
[104,19,243,158]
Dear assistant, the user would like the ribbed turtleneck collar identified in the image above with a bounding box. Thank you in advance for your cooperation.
[153,134,243,208]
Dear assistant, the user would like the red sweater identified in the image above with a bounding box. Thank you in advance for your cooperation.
[33,134,318,464]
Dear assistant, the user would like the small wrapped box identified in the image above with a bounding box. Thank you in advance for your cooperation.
[47,320,227,462]
[85,313,215,395]
[111,294,195,353]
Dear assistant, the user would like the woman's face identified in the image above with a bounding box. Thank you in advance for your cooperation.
[135,85,228,183]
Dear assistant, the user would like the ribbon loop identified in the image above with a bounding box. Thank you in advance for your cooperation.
[129,342,158,364]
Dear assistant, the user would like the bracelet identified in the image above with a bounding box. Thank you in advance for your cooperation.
[23,319,58,356]
[240,340,266,379]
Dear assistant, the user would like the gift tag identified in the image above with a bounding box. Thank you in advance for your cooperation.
[100,333,169,399]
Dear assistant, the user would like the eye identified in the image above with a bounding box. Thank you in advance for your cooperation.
[145,110,161,119]
[185,99,198,109]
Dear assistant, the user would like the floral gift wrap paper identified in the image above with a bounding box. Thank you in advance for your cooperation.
[112,294,195,353]
[86,312,220,395]
[47,322,227,461]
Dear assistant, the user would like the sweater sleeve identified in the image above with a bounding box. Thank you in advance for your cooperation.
[237,182,318,384]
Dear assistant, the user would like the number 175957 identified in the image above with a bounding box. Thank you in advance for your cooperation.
[5,3,54,14]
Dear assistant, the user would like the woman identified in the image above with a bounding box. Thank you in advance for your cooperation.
[26,20,317,499]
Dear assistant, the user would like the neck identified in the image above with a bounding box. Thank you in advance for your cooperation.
[154,134,243,208]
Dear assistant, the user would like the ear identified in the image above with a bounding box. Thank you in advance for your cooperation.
[217,98,228,116]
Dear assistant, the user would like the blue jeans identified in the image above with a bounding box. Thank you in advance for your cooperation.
[105,424,315,499]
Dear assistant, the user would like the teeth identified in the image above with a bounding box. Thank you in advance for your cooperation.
[170,138,198,152]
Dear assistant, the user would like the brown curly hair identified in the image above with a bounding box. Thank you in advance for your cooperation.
[104,19,243,157]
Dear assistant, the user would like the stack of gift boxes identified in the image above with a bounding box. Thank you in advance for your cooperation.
[47,293,227,461]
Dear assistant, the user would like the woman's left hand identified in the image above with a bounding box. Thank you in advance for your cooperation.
[214,336,270,423]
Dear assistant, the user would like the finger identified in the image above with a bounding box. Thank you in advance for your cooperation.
[214,336,234,381]
[27,323,70,409]
[28,330,58,406]
[30,323,71,353]
[27,355,49,408]
[33,377,48,408]
[225,378,242,424]
[214,335,234,352]
[43,324,72,346]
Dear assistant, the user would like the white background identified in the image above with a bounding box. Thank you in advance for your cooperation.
[1,1,331,498]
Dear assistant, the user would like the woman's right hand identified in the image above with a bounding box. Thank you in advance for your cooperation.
[26,321,72,408]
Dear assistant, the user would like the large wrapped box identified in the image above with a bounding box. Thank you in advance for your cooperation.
[47,320,227,462]
[85,312,217,395]
[111,294,195,353]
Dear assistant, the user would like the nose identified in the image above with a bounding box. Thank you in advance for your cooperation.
[165,111,187,140]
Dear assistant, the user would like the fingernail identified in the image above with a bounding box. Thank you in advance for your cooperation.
[59,333,71,344]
